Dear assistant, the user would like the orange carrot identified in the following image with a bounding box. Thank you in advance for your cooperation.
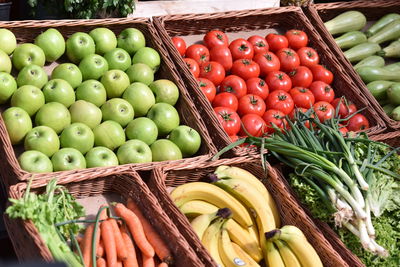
[96,258,106,267]
[117,261,123,267]
[120,226,139,267]
[82,224,95,267]
[96,240,104,258]
[101,219,117,267]
[127,199,172,262]
[109,218,128,260]
[158,263,168,267]
[142,255,155,267]
[114,203,155,258]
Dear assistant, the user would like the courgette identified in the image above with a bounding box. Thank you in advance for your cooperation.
[383,62,400,71]
[378,40,400,58]
[391,105,400,120]
[324,11,367,36]
[356,66,400,83]
[343,43,381,63]
[366,13,400,37]
[368,20,400,44]
[366,80,393,100]
[334,31,367,49]
[383,103,396,116]
[387,83,400,105]
[353,56,385,69]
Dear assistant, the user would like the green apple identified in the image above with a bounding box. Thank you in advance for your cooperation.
[149,79,179,106]
[147,103,180,137]
[117,28,146,56]
[150,139,182,162]
[125,117,158,145]
[0,49,11,73]
[125,63,154,85]
[122,82,155,117]
[85,146,118,168]
[42,79,75,107]
[79,54,109,81]
[89,28,117,55]
[51,148,86,171]
[69,100,102,129]
[51,63,82,89]
[12,43,45,70]
[168,125,201,157]
[35,102,71,134]
[0,72,17,104]
[101,98,134,127]
[76,80,107,107]
[16,64,48,89]
[104,48,131,71]
[93,120,126,150]
[2,107,32,144]
[0,29,17,55]
[24,126,60,157]
[132,47,161,72]
[34,28,65,62]
[11,85,45,116]
[60,122,94,154]
[100,69,130,98]
[18,150,53,173]
[117,139,152,164]
[66,32,95,63]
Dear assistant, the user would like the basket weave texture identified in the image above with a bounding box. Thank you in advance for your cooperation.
[152,6,386,154]
[147,155,351,267]
[304,0,400,130]
[4,169,204,266]
[0,17,217,187]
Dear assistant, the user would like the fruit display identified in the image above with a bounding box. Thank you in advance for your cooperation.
[171,29,370,140]
[0,27,202,173]
[170,165,323,266]
[325,10,400,121]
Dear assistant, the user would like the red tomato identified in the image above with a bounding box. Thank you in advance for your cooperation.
[331,97,354,118]
[266,90,294,115]
[199,61,225,86]
[266,33,288,52]
[230,135,239,142]
[289,107,311,128]
[348,103,357,116]
[184,58,200,78]
[203,30,229,48]
[219,75,247,99]
[313,101,335,122]
[309,81,335,103]
[310,65,334,85]
[229,38,254,60]
[338,124,349,136]
[276,48,300,72]
[247,35,269,55]
[253,52,281,77]
[263,109,287,133]
[186,44,210,65]
[212,92,239,111]
[197,77,216,102]
[288,66,313,88]
[214,107,241,135]
[297,47,320,68]
[209,46,233,72]
[246,78,269,100]
[347,114,369,131]
[265,71,292,92]
[290,87,315,109]
[171,37,186,56]
[285,29,308,50]
[231,59,260,81]
[239,114,266,137]
[238,94,266,117]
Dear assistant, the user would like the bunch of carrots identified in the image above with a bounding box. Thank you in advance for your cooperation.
[78,199,171,267]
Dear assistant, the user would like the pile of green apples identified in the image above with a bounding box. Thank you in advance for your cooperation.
[0,27,202,173]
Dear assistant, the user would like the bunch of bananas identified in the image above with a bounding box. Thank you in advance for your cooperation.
[170,165,323,267]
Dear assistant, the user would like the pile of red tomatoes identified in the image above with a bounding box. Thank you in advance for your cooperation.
[172,29,369,141]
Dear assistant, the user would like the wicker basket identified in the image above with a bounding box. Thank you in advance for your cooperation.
[147,155,351,267]
[4,169,204,266]
[0,17,217,187]
[304,0,400,130]
[370,130,400,147]
[152,6,386,155]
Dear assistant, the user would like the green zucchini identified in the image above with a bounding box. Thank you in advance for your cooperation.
[383,62,400,71]
[366,80,393,100]
[387,83,400,105]
[324,11,367,36]
[378,40,400,58]
[356,66,400,83]
[366,13,400,37]
[368,20,400,44]
[334,31,367,49]
[353,56,385,69]
[391,105,400,120]
[343,42,381,63]
[383,103,396,116]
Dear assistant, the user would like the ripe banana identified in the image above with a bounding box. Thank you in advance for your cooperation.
[214,165,281,227]
[274,240,301,267]
[264,241,285,267]
[171,182,253,228]
[231,242,260,267]
[191,208,231,240]
[180,200,218,217]
[202,217,226,267]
